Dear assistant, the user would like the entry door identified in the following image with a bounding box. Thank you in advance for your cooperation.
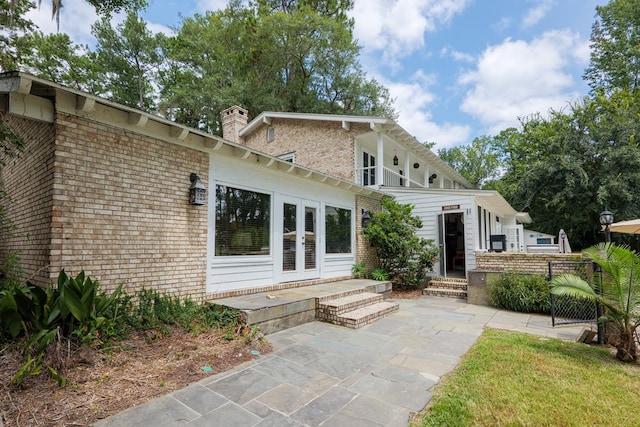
[281,199,320,281]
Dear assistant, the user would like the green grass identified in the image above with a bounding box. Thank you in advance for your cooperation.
[414,329,640,427]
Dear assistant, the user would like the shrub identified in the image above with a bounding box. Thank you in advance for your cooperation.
[361,198,439,289]
[488,272,551,314]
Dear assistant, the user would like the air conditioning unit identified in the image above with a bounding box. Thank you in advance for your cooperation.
[490,234,507,252]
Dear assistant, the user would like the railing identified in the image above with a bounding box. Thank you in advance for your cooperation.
[355,166,425,188]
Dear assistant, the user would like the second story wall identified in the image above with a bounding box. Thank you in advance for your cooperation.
[241,119,370,182]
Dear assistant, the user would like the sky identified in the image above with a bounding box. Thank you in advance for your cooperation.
[26,0,608,151]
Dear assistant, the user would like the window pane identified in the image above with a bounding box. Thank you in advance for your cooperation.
[325,206,352,254]
[215,185,271,256]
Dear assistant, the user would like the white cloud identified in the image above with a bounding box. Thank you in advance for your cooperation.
[195,0,229,13]
[522,0,555,29]
[351,0,470,66]
[458,30,587,134]
[25,0,99,45]
[381,71,471,150]
[440,47,474,63]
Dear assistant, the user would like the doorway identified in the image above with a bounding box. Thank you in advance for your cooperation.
[281,199,320,282]
[438,212,465,278]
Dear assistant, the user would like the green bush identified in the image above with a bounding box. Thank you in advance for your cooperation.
[488,273,551,314]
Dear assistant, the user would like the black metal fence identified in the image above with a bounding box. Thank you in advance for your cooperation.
[548,261,598,327]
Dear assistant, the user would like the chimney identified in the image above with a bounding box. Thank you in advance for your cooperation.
[221,105,248,144]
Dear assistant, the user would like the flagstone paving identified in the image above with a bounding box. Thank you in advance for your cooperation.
[94,297,587,427]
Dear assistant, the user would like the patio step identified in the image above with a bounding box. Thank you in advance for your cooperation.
[316,291,399,329]
[424,277,468,299]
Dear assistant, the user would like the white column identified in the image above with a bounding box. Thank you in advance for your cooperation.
[403,153,410,187]
[376,132,384,187]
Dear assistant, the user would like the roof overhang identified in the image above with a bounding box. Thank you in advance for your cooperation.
[241,111,473,188]
[389,187,532,223]
[0,71,386,200]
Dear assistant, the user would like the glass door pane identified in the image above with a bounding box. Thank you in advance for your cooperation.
[283,203,296,271]
[304,206,316,270]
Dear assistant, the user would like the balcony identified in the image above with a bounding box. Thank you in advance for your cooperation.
[355,166,426,188]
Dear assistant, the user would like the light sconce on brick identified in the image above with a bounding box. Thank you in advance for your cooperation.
[361,209,371,228]
[189,173,207,205]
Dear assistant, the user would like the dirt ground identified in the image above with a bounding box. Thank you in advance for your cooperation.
[0,290,420,427]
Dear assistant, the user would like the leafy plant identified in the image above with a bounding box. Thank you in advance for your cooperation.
[351,262,367,279]
[362,198,439,289]
[551,243,640,362]
[370,268,389,281]
[488,272,551,314]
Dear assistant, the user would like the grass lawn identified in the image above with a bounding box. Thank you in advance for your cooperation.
[413,328,640,427]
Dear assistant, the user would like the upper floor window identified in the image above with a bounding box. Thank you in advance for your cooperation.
[362,152,376,185]
[278,152,295,163]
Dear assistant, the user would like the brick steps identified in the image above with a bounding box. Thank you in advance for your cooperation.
[423,277,468,299]
[317,291,399,329]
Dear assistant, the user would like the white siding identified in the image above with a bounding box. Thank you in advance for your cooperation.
[206,155,357,293]
[388,190,477,274]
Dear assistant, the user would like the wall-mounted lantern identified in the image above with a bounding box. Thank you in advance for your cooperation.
[428,173,437,184]
[393,150,399,166]
[361,209,371,228]
[189,173,207,205]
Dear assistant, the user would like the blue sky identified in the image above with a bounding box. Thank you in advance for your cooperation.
[27,0,607,150]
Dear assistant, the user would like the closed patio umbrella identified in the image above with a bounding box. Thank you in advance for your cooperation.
[558,229,572,253]
[609,219,640,235]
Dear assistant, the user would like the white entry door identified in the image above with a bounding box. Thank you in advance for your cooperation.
[280,199,320,282]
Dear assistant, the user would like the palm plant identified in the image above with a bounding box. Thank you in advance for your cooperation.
[551,243,640,362]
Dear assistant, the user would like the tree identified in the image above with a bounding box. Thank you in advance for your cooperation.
[19,31,104,93]
[584,0,640,94]
[0,0,35,71]
[551,243,640,362]
[489,89,640,250]
[437,135,501,189]
[92,11,166,111]
[161,0,395,134]
[361,198,439,289]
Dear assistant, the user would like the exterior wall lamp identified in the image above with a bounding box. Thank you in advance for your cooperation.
[393,150,399,166]
[189,173,207,205]
[428,173,437,184]
[361,209,371,228]
[599,209,614,243]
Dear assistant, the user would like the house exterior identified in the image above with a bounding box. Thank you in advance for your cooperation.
[0,72,385,300]
[223,107,532,278]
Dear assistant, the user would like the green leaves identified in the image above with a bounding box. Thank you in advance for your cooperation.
[362,198,439,289]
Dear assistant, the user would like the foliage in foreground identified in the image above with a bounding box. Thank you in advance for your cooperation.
[361,198,439,289]
[551,243,640,362]
[415,329,640,427]
[0,267,241,386]
[487,272,551,314]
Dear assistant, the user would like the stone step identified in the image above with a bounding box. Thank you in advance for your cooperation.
[427,278,468,291]
[322,301,399,329]
[423,288,467,299]
[316,292,383,320]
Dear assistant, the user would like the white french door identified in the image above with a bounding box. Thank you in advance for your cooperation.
[280,198,320,282]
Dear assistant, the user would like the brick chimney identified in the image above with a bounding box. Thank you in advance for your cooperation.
[221,106,248,144]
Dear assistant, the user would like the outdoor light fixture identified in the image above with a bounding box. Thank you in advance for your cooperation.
[361,209,371,228]
[597,208,614,345]
[413,162,420,169]
[189,173,207,205]
[429,173,437,184]
[393,150,399,166]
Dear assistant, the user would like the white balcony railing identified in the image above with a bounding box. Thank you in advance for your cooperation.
[355,166,425,188]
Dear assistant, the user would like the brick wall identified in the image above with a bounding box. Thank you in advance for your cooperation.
[1,115,55,285]
[475,252,585,275]
[241,119,369,181]
[355,195,381,272]
[46,113,210,300]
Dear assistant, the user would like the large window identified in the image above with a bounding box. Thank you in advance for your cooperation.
[325,206,352,254]
[363,152,376,185]
[215,185,271,256]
